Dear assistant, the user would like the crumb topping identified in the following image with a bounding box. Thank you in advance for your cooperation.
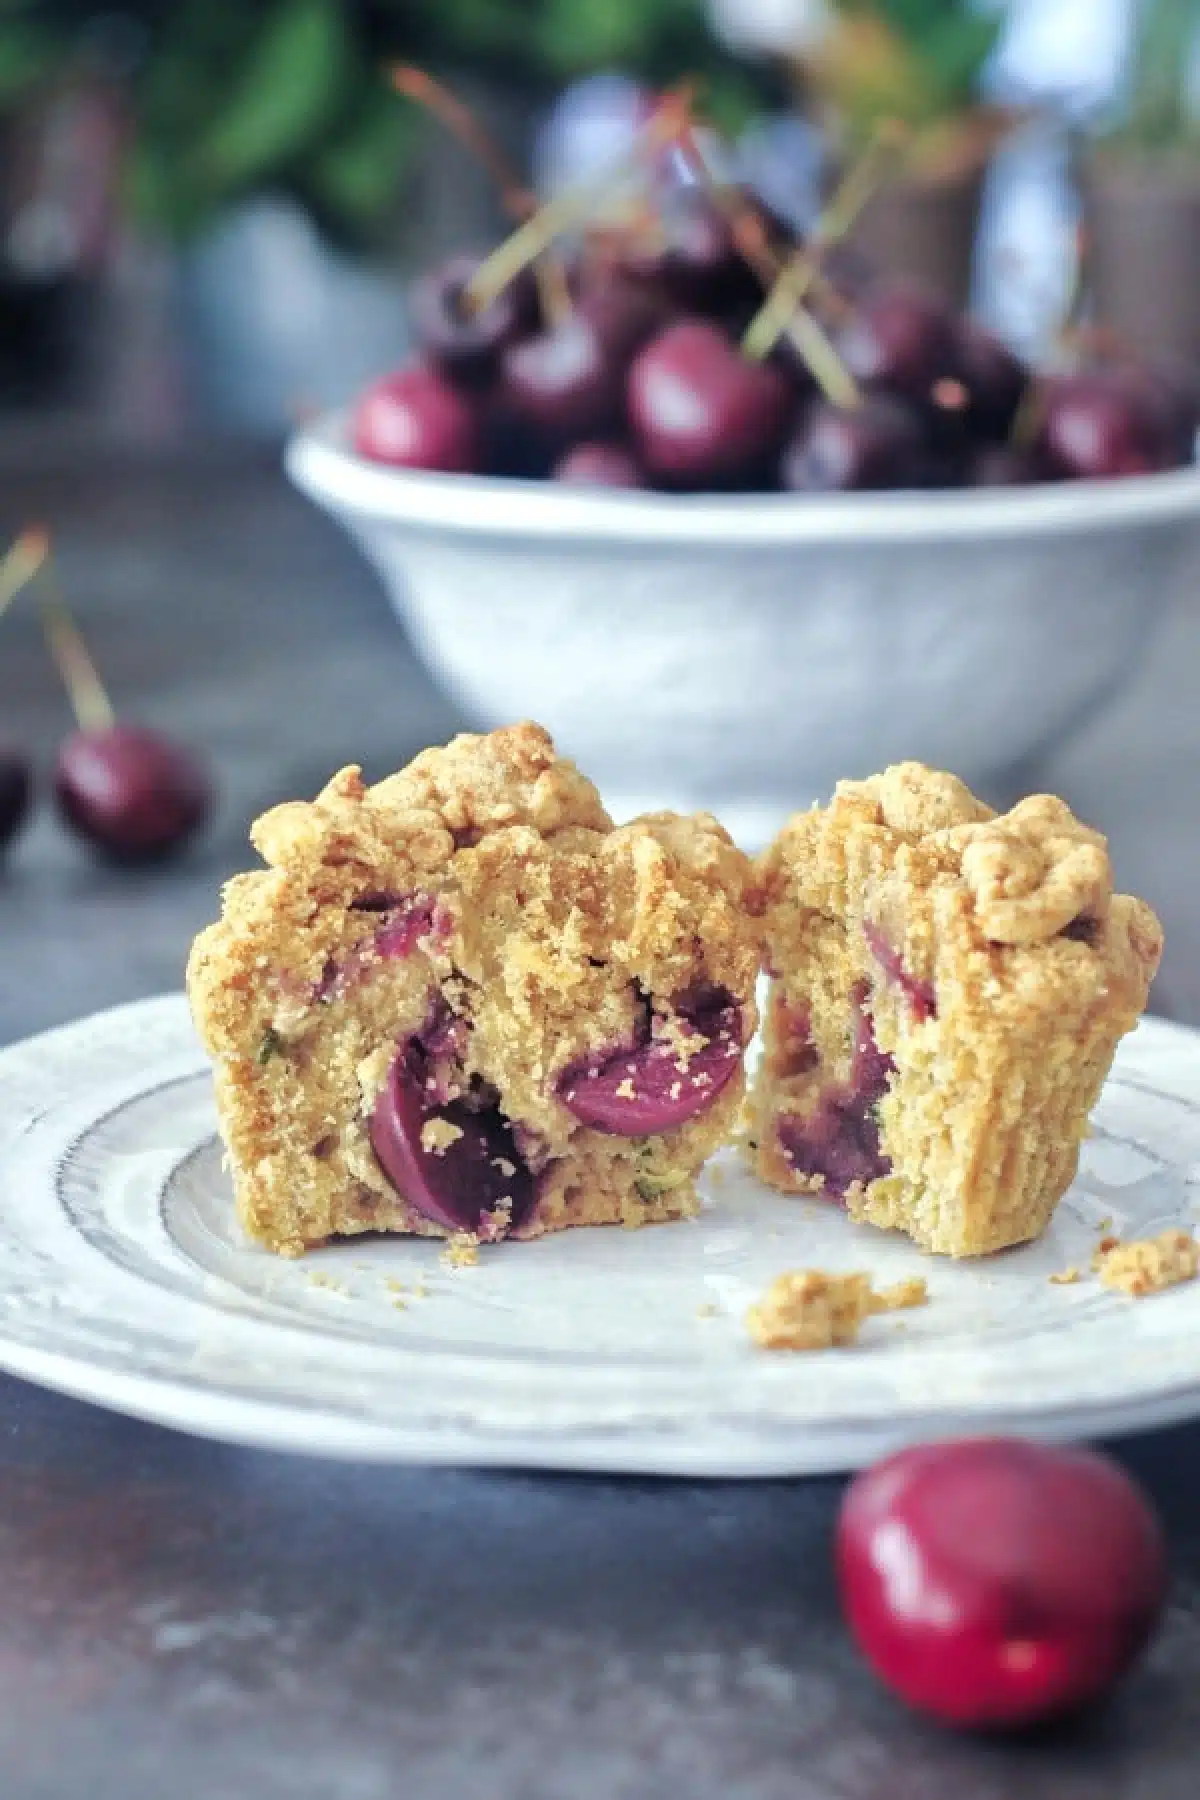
[746,1268,928,1351]
[838,762,992,837]
[251,724,611,876]
[1096,1230,1200,1297]
[939,796,1112,946]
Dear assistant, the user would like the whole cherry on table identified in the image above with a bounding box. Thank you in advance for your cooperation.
[837,1435,1167,1731]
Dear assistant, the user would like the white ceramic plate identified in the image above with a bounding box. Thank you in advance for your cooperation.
[3,996,1200,1477]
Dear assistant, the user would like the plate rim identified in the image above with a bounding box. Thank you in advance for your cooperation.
[4,995,1200,1477]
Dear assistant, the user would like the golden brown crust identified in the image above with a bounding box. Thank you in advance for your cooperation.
[188,725,759,1256]
[750,762,1163,1258]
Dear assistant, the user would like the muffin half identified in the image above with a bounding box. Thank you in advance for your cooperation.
[188,724,758,1255]
[750,763,1163,1257]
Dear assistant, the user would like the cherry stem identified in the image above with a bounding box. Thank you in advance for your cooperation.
[670,114,861,411]
[1009,382,1045,450]
[391,67,533,222]
[392,65,574,332]
[466,82,696,317]
[534,255,574,328]
[1061,220,1091,344]
[742,122,904,368]
[0,526,49,624]
[35,545,115,732]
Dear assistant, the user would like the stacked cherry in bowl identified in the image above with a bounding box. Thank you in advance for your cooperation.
[290,84,1200,838]
[353,183,1198,497]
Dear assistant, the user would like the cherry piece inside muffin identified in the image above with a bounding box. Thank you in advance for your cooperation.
[188,724,758,1256]
[750,763,1163,1257]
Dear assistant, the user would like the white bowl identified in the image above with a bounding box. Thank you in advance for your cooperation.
[286,413,1200,846]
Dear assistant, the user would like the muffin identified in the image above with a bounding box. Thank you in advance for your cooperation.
[188,723,758,1256]
[750,763,1163,1257]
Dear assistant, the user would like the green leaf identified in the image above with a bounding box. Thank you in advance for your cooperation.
[193,0,356,193]
[0,18,57,106]
[702,67,769,140]
[921,13,1003,111]
[531,0,664,74]
[303,83,418,248]
[1123,0,1200,149]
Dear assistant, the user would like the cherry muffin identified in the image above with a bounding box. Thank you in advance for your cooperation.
[188,724,757,1256]
[750,764,1163,1257]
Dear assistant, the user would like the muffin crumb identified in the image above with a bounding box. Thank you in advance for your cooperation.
[442,1233,481,1269]
[420,1117,464,1156]
[1096,1230,1199,1297]
[746,1269,927,1351]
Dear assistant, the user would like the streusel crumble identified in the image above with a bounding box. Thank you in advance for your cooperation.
[188,724,758,1255]
[750,764,1163,1257]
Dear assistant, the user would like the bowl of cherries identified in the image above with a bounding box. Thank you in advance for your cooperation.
[287,92,1200,845]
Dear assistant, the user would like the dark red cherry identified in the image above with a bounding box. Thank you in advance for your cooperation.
[838,285,960,407]
[409,254,540,388]
[1036,371,1180,481]
[55,724,212,862]
[839,1437,1167,1729]
[1106,360,1200,466]
[624,187,766,318]
[777,1002,893,1197]
[479,393,556,480]
[819,240,874,306]
[553,443,645,487]
[783,394,931,492]
[369,1038,534,1236]
[501,313,624,445]
[502,283,669,449]
[955,323,1030,444]
[354,364,482,474]
[629,321,794,489]
[576,272,674,357]
[559,992,744,1136]
[0,744,32,854]
[970,443,1050,487]
[864,923,936,1022]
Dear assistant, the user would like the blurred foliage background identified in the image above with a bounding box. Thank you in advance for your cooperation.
[0,0,769,250]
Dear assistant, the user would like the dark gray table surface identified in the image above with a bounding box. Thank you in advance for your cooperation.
[2,446,1200,1799]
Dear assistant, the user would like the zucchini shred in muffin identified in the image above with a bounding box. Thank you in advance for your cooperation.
[749,763,1163,1258]
[188,724,758,1256]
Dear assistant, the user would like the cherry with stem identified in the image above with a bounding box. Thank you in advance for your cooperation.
[741,123,907,369]
[668,107,860,411]
[35,539,213,862]
[0,528,51,857]
[465,83,697,319]
[388,69,552,381]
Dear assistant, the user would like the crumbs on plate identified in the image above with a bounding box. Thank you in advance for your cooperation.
[1095,1229,1199,1298]
[746,1270,928,1352]
[441,1234,481,1270]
